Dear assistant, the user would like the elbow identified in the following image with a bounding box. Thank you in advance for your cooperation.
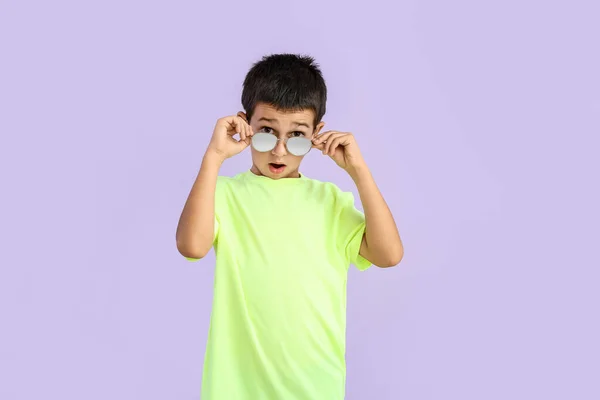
[176,240,209,260]
[179,249,207,260]
[379,247,404,268]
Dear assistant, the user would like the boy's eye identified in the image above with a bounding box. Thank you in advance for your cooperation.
[259,127,305,137]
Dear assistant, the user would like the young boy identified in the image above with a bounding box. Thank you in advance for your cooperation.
[176,54,403,400]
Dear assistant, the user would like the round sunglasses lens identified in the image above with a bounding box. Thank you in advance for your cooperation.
[251,133,277,152]
[287,137,312,156]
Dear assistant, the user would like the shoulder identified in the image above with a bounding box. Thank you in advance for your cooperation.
[216,173,246,189]
[216,175,235,186]
[304,177,355,205]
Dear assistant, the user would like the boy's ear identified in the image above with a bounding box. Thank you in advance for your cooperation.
[237,111,248,123]
[313,121,326,138]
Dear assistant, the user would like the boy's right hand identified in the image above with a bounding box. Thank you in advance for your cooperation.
[206,115,254,161]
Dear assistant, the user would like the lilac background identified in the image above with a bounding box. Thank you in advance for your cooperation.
[2,0,599,399]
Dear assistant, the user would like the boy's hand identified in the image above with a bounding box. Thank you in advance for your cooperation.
[312,131,366,172]
[206,115,254,161]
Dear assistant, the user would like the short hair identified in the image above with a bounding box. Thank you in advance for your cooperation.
[241,53,327,128]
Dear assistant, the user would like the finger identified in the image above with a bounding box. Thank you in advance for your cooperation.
[327,137,339,156]
[225,118,237,137]
[320,132,334,153]
[234,117,245,141]
[318,130,336,141]
[324,133,345,155]
[312,141,325,150]
[230,120,242,140]
[237,118,244,141]
[328,136,347,156]
[313,130,336,145]
[322,133,332,154]
[242,118,250,139]
[237,134,251,148]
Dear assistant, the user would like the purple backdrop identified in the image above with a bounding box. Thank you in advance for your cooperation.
[2,0,599,399]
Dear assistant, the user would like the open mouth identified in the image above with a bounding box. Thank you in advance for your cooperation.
[268,163,286,174]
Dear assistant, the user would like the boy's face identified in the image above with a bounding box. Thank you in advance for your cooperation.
[238,103,325,179]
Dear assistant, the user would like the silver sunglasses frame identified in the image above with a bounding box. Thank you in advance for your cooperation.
[251,132,313,156]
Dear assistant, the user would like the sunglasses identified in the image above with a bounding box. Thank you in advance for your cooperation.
[251,132,313,156]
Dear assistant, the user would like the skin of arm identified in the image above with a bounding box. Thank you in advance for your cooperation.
[176,150,225,259]
[349,164,404,268]
[311,130,404,269]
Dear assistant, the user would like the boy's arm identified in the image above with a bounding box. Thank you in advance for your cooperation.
[311,129,403,268]
[177,115,252,259]
[176,150,224,259]
[349,165,404,268]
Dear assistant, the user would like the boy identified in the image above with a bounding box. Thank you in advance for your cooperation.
[176,54,403,400]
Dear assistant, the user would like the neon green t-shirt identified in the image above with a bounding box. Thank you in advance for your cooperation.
[185,169,372,399]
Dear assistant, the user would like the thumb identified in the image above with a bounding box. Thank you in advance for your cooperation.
[312,141,325,150]
[238,136,251,149]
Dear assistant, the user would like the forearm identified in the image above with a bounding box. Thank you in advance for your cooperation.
[348,165,404,264]
[176,150,224,259]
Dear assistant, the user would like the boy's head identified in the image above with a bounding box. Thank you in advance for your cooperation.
[237,54,327,179]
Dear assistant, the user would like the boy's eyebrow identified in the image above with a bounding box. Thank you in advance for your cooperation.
[257,117,310,129]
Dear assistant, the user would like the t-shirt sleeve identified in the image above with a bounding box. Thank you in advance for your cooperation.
[336,190,372,271]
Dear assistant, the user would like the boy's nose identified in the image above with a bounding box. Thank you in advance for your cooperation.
[272,140,287,156]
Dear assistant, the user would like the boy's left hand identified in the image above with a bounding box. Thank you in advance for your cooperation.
[312,131,366,172]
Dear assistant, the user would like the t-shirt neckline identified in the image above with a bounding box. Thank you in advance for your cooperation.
[241,169,308,183]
